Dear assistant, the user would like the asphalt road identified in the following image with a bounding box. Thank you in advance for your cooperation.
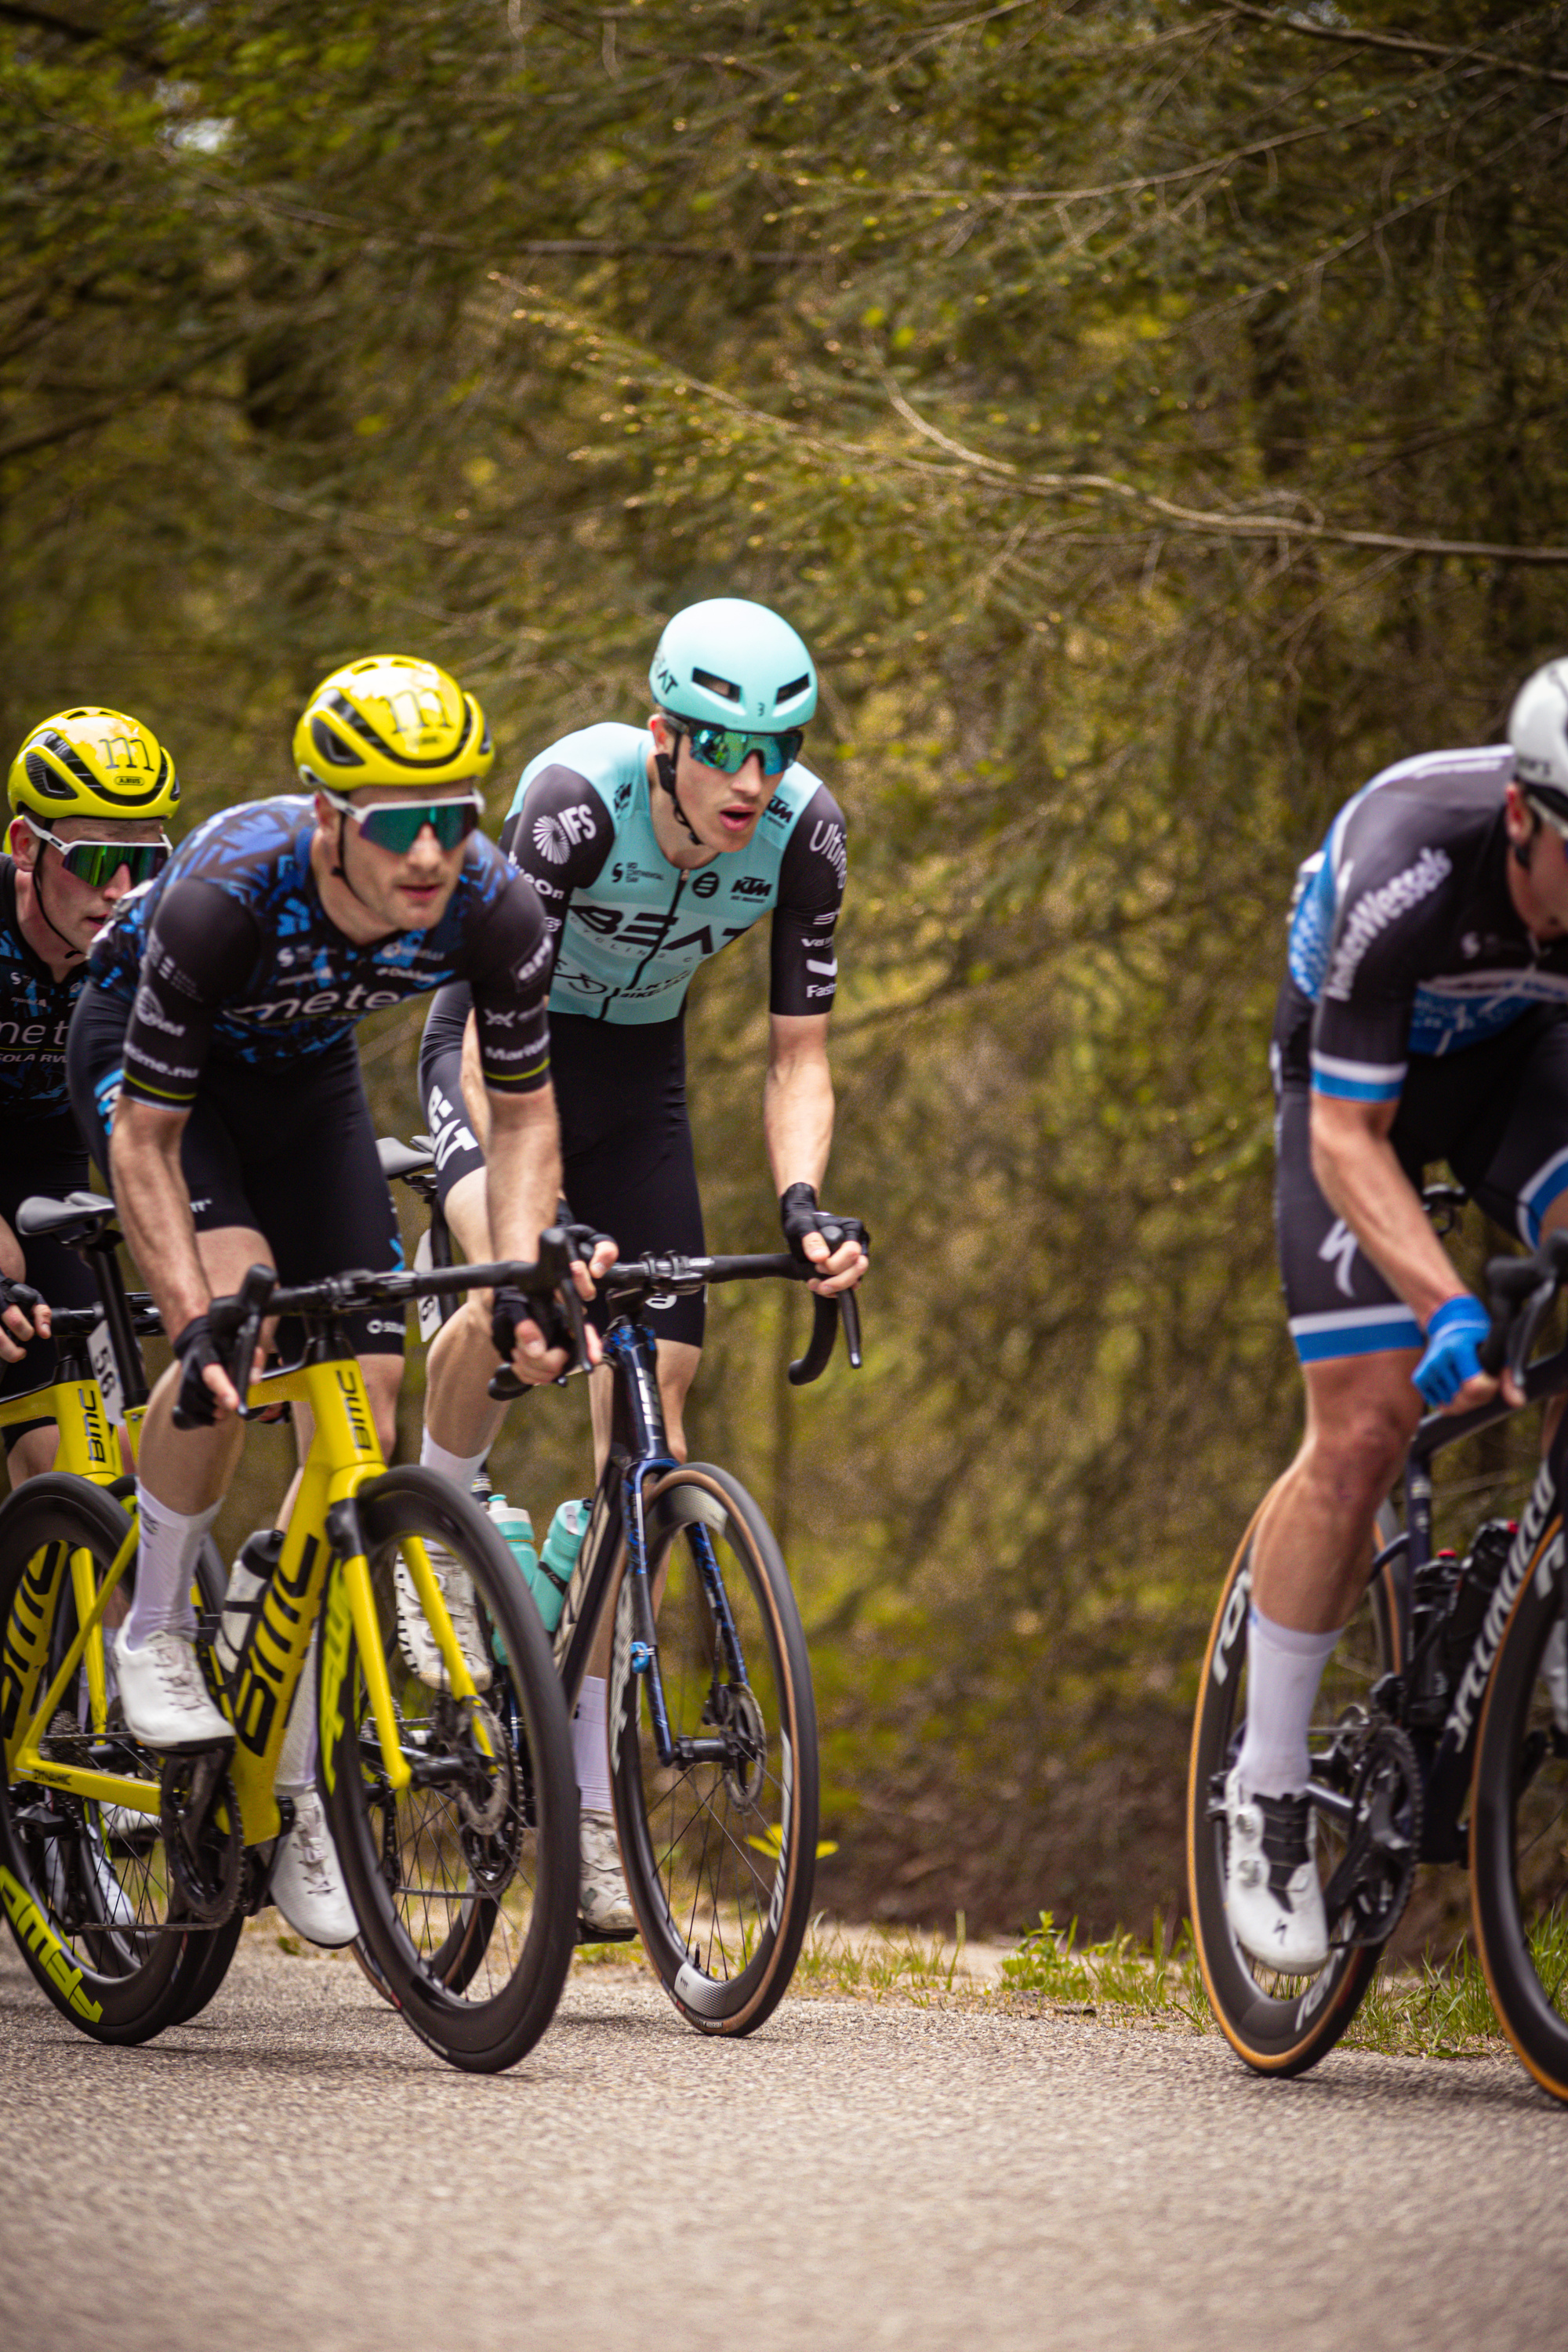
[2,1929,1564,2352]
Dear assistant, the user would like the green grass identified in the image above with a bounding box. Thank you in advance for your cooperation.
[786,1909,1514,2060]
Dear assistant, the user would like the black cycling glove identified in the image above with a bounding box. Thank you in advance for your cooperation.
[491,1282,574,1367]
[0,1275,43,1325]
[556,1200,614,1273]
[171,1312,224,1428]
[779,1182,870,1267]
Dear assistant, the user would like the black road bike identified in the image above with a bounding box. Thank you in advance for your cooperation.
[384,1136,863,2037]
[1189,1210,1568,2100]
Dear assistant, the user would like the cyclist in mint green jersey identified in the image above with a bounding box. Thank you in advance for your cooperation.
[416,598,866,1933]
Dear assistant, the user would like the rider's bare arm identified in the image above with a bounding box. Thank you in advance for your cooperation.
[1308,1097,1497,1414]
[764,1011,865,1295]
[109,1098,212,1344]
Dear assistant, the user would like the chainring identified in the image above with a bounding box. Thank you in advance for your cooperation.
[1321,1719,1423,1949]
[159,1751,243,1927]
[455,1694,522,1895]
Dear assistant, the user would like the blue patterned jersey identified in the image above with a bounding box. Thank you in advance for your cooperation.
[88,795,552,1107]
[0,855,86,1120]
[1283,746,1568,1102]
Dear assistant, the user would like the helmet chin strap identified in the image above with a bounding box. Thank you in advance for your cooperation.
[29,854,85,962]
[330,811,376,911]
[655,730,704,849]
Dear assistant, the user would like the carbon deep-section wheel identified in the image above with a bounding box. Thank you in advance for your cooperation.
[1469,1504,1568,2101]
[0,1475,197,2042]
[1186,1506,1403,2074]
[318,1466,578,2073]
[608,1464,818,2036]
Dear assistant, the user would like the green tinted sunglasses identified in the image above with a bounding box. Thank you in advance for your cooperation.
[323,789,483,854]
[22,817,170,887]
[681,723,804,778]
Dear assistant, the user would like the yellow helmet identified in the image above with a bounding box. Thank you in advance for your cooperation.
[293,655,493,792]
[8,706,180,822]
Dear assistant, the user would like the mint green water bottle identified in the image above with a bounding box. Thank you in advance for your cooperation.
[485,1492,546,1627]
[535,1496,592,1635]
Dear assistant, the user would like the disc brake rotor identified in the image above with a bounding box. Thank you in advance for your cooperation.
[720,1684,768,1809]
[455,1694,521,1895]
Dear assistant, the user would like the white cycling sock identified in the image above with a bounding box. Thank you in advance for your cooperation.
[276,1627,320,1792]
[573,1674,612,1813]
[125,1489,222,1651]
[419,1429,488,1494]
[1235,1606,1344,1799]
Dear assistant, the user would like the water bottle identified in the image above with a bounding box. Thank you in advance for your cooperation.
[535,1496,592,1636]
[214,1527,283,1683]
[486,1491,556,1633]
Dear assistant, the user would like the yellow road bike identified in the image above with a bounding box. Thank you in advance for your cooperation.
[0,1237,580,2073]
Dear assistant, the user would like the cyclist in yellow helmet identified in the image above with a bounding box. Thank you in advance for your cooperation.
[69,654,593,1947]
[1,708,178,1483]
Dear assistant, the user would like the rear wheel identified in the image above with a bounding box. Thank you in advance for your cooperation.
[0,1476,196,2042]
[319,1467,578,2073]
[1186,1506,1401,2074]
[609,1464,818,2036]
[1469,1506,1568,2100]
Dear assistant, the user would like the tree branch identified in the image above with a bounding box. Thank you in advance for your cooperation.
[1225,2,1568,89]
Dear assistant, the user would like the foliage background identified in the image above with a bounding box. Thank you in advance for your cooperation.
[5,0,1567,1936]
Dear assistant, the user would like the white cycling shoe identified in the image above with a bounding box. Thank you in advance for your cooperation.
[579,1808,635,1935]
[394,1545,492,1693]
[113,1627,234,1751]
[1224,1766,1328,1973]
[271,1784,358,1948]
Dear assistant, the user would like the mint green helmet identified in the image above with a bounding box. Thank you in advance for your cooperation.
[648,598,818,731]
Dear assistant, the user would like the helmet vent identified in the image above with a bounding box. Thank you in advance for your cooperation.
[775,674,811,709]
[692,667,741,702]
[24,751,73,802]
[38,731,99,791]
[311,714,365,768]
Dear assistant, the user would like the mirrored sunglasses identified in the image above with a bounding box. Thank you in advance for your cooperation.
[24,819,170,887]
[325,790,483,854]
[683,723,804,779]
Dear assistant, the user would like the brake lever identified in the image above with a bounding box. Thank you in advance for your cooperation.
[840,1286,863,1370]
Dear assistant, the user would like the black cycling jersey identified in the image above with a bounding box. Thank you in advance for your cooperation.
[88,796,552,1109]
[0,855,86,1119]
[1284,746,1568,1102]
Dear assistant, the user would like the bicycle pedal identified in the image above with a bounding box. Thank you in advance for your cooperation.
[577,1918,638,1945]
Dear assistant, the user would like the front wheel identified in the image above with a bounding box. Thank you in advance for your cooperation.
[318,1467,579,2074]
[1186,1506,1401,2074]
[1468,1504,1568,2100]
[608,1464,818,2036]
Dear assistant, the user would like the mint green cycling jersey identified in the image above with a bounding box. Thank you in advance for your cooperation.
[503,722,846,1026]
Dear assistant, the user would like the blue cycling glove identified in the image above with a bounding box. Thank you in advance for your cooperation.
[1413,1294,1491,1407]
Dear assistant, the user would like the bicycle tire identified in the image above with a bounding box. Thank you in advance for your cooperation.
[0,1475,194,2042]
[1468,1501,1568,2100]
[1186,1504,1401,2074]
[608,1463,818,2036]
[318,1466,578,2074]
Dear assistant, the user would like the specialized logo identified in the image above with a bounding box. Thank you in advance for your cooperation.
[1324,848,1452,1002]
[1319,1218,1359,1298]
[0,1865,104,2021]
[1447,1460,1560,1741]
[532,805,597,866]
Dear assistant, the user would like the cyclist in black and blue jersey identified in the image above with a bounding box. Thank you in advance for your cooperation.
[1226,657,1568,1969]
[67,654,588,1947]
[416,597,867,1930]
[0,708,179,1485]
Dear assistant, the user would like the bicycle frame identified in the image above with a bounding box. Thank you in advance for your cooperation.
[3,1336,479,1849]
[1312,1342,1568,1864]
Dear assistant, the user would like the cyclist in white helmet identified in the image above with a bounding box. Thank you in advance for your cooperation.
[415,597,868,1931]
[1230,658,1568,1969]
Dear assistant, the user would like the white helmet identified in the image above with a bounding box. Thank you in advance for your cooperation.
[1508,658,1568,824]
